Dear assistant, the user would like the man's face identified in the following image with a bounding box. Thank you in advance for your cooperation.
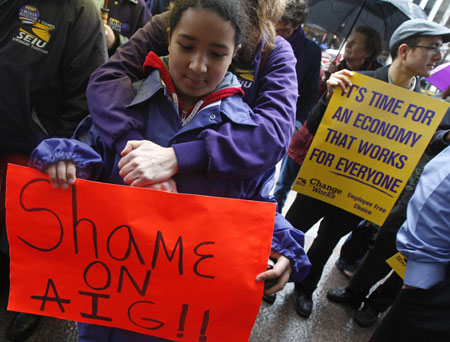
[404,35,444,77]
[276,21,298,39]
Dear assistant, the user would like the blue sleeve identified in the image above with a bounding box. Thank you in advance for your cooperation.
[272,213,311,283]
[397,146,450,289]
[30,138,104,181]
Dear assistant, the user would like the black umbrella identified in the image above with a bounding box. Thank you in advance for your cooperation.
[306,0,428,49]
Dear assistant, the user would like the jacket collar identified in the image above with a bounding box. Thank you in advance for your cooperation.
[142,52,244,122]
[371,65,390,82]
[287,26,306,49]
[361,65,422,93]
[128,52,256,127]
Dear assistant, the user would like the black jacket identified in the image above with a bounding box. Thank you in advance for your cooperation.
[0,0,107,154]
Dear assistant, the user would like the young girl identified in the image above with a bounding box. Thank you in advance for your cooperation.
[86,0,307,299]
[31,0,310,341]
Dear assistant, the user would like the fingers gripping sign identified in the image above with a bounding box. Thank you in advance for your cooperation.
[325,69,354,103]
[255,250,292,295]
[47,160,76,190]
[118,140,179,187]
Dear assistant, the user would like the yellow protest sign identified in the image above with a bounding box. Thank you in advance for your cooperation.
[293,73,449,225]
[386,252,408,280]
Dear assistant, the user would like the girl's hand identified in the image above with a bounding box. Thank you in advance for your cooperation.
[143,178,178,193]
[325,69,354,103]
[256,250,292,295]
[118,140,179,187]
[47,160,76,190]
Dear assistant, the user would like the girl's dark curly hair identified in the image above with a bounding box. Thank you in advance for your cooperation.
[169,0,247,48]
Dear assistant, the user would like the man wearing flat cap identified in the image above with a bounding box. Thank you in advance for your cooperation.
[366,22,450,342]
[288,18,450,322]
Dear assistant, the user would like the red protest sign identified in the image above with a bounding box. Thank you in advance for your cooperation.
[6,164,275,341]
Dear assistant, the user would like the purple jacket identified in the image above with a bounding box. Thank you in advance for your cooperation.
[32,62,310,282]
[87,12,298,179]
[33,53,309,342]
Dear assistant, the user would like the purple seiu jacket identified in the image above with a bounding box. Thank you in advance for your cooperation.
[86,12,298,180]
[32,63,310,283]
[32,61,310,342]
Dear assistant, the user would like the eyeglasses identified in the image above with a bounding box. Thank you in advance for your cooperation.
[407,44,448,55]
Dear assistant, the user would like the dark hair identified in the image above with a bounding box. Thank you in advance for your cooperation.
[280,0,307,28]
[390,35,420,59]
[353,26,383,60]
[169,0,247,47]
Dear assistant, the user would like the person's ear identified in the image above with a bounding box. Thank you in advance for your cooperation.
[399,43,409,59]
[233,44,242,58]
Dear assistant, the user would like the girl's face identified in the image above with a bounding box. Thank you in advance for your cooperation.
[168,8,238,107]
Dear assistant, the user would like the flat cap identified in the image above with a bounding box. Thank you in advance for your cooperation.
[389,19,450,49]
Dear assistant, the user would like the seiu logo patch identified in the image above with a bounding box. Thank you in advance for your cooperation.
[235,68,255,89]
[13,5,54,54]
[14,28,49,53]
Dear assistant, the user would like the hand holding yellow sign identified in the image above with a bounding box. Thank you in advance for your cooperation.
[386,252,408,279]
[294,73,449,225]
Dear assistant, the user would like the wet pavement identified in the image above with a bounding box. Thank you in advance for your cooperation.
[249,227,381,342]
[0,183,382,341]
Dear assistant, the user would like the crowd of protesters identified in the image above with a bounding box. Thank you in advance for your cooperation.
[1,0,450,341]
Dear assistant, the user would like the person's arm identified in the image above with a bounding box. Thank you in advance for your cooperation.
[305,69,354,136]
[427,129,450,156]
[57,0,108,138]
[297,44,322,123]
[90,31,299,183]
[170,37,299,178]
[136,0,153,29]
[255,212,311,294]
[30,138,104,188]
[271,213,310,281]
[426,106,450,156]
[397,147,450,290]
[87,12,170,152]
